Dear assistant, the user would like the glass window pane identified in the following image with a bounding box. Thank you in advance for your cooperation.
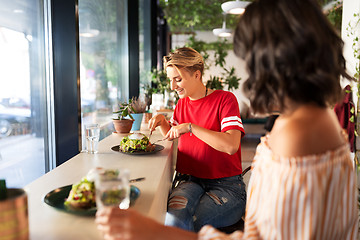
[79,0,128,149]
[0,0,50,187]
[139,0,152,103]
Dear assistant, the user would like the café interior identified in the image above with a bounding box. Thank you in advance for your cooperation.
[0,0,359,239]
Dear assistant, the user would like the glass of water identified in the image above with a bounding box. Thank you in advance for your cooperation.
[94,168,130,210]
[85,123,100,153]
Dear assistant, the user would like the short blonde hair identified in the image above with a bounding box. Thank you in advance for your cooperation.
[163,47,204,77]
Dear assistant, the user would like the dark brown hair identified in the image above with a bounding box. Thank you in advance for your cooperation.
[233,0,353,114]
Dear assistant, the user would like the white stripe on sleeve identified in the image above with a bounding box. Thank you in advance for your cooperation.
[221,116,243,130]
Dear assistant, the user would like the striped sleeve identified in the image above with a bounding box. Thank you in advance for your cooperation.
[219,92,244,134]
[221,116,243,132]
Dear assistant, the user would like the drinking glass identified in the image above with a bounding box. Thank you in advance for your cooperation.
[85,123,100,153]
[94,168,130,210]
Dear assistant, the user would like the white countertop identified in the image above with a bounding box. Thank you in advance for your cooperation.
[25,130,176,240]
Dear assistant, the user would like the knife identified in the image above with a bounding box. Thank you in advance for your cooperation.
[129,177,145,183]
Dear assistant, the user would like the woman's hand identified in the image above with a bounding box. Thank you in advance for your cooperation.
[148,114,166,132]
[165,123,190,140]
[95,208,197,240]
[96,208,162,240]
[147,114,171,137]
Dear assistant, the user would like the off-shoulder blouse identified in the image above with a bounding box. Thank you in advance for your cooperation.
[199,134,358,240]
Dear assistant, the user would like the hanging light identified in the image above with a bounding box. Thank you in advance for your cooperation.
[221,0,250,15]
[213,13,232,38]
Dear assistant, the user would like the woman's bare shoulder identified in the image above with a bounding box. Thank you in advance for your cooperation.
[268,107,345,157]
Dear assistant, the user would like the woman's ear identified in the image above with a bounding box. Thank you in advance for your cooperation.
[194,70,201,81]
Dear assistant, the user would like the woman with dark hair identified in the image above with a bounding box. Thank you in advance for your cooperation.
[95,0,358,239]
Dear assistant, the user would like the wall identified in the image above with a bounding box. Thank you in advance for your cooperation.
[341,0,360,108]
[341,0,360,154]
[341,0,360,81]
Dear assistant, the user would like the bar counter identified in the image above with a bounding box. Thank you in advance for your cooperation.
[24,130,176,240]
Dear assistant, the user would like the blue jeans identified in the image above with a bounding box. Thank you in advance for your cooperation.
[165,174,247,232]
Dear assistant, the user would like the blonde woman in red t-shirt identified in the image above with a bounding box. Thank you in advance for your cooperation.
[149,47,247,232]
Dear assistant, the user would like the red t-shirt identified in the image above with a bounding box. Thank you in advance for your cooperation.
[170,90,245,179]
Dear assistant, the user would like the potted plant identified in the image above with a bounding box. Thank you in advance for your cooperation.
[112,101,135,133]
[129,97,147,131]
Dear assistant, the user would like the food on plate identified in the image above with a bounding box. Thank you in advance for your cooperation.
[64,177,96,209]
[64,169,101,209]
[119,133,155,153]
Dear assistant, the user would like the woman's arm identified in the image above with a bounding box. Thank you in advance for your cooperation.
[96,208,197,240]
[165,123,242,155]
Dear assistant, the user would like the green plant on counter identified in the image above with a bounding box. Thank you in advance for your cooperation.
[113,100,135,120]
[129,97,147,114]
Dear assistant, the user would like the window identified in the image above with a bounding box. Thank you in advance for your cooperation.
[0,0,158,187]
[139,0,152,99]
[79,0,129,149]
[0,0,53,187]
[139,0,158,111]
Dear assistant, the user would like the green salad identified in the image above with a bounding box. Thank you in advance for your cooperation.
[64,177,96,209]
[119,133,154,153]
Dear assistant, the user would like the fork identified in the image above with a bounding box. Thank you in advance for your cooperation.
[152,138,166,144]
[148,130,153,142]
